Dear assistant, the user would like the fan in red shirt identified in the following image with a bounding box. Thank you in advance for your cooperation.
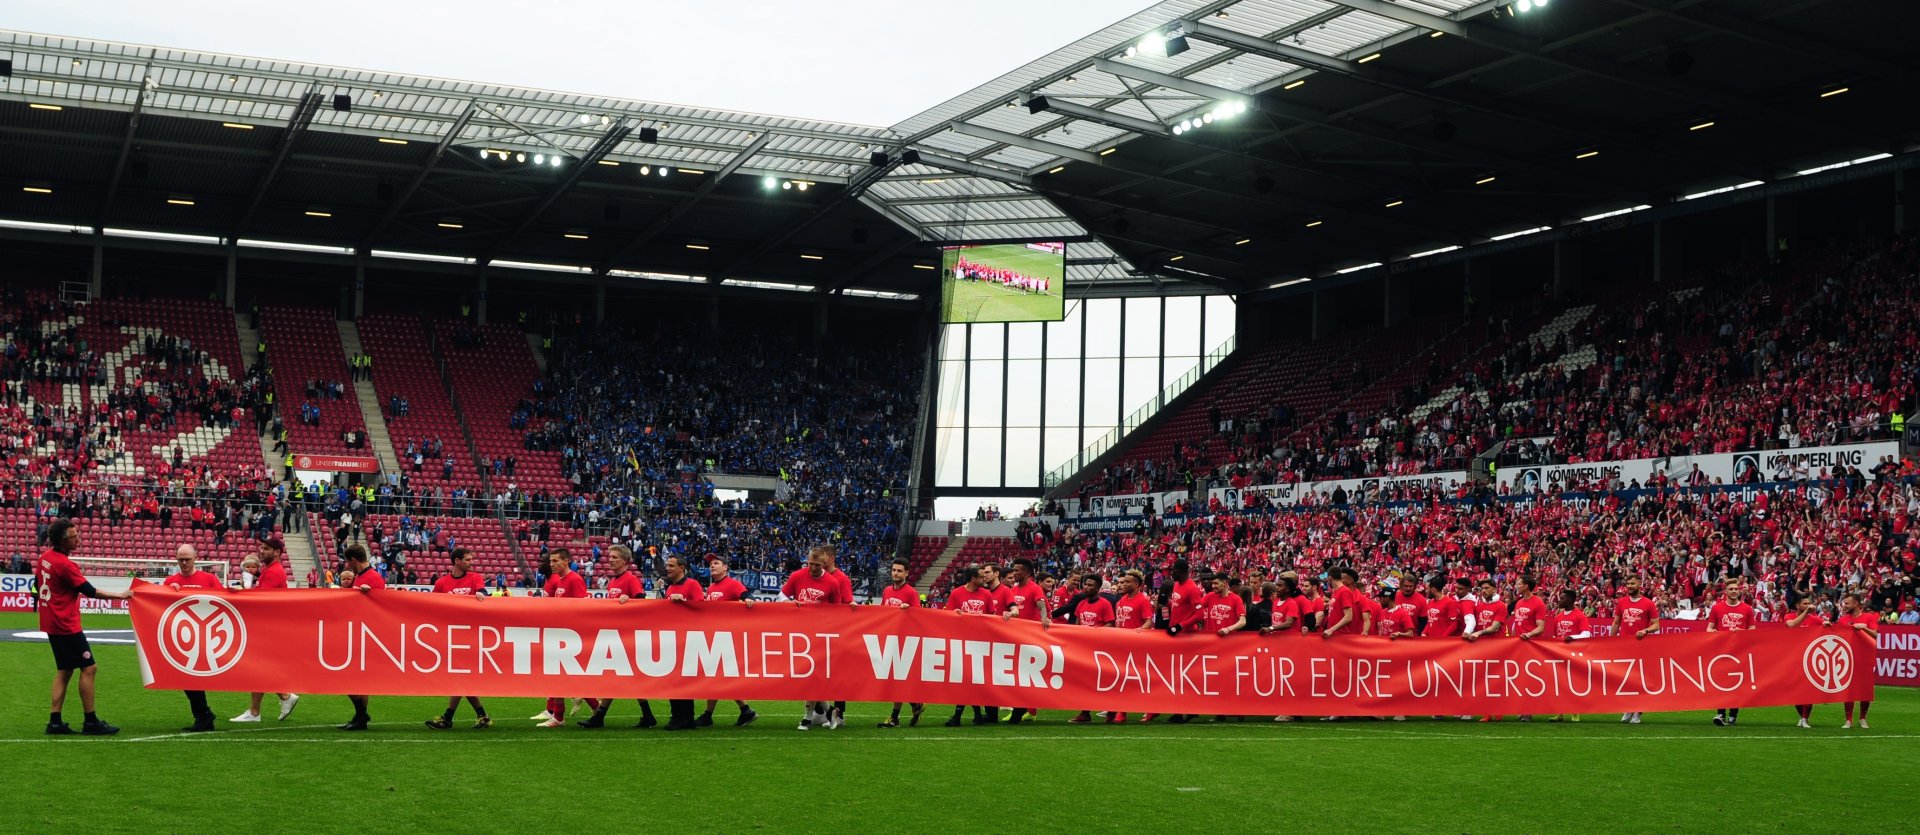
[1545,590,1594,723]
[785,546,850,731]
[34,519,134,736]
[235,535,299,725]
[1391,576,1429,624]
[1509,577,1548,640]
[1709,579,1757,727]
[425,547,494,730]
[699,554,759,728]
[1420,576,1463,638]
[1374,589,1416,638]
[657,555,705,731]
[876,559,925,729]
[1051,574,1115,724]
[1321,568,1370,638]
[1838,593,1880,729]
[164,544,223,733]
[1612,575,1662,724]
[338,545,384,731]
[999,558,1053,629]
[1112,570,1155,632]
[1784,596,1828,728]
[531,548,597,729]
[1464,580,1507,642]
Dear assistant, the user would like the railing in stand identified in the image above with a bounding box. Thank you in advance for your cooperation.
[1041,333,1237,490]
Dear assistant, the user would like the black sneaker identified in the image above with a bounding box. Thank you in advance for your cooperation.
[424,717,454,730]
[1008,708,1028,725]
[1712,714,1725,726]
[1168,714,1190,725]
[944,716,963,728]
[45,722,74,736]
[877,718,900,728]
[81,720,120,736]
[735,708,758,727]
[182,718,216,733]
[695,714,714,727]
[575,715,605,729]
[633,716,658,729]
[338,718,369,731]
[472,716,493,730]
[661,719,695,731]
[909,705,924,727]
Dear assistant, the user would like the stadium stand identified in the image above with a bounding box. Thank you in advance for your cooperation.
[259,306,369,457]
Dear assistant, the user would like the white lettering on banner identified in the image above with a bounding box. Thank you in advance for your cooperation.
[861,634,1062,688]
[1509,442,1898,492]
[316,623,848,681]
[1087,491,1187,516]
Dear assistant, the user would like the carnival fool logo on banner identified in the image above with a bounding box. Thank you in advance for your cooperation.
[1802,634,1853,694]
[159,596,248,676]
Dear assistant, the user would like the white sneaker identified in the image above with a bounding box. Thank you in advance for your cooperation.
[537,717,563,728]
[1859,719,1870,729]
[1842,721,1852,729]
[1629,714,1642,725]
[1797,719,1810,728]
[529,710,555,722]
[1620,713,1631,723]
[1392,715,1406,722]
[1274,716,1293,722]
[277,694,300,721]
[827,709,844,730]
[1457,715,1474,721]
[567,699,586,717]
[796,718,813,731]
[1095,711,1111,719]
[230,711,262,723]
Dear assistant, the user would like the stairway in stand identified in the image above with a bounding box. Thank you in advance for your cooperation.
[339,320,402,474]
[913,535,969,597]
[234,311,320,585]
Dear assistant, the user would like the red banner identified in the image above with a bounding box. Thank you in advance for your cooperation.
[1591,619,1920,687]
[295,453,379,473]
[129,585,1878,715]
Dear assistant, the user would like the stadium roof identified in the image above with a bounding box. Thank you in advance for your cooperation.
[1,0,1916,297]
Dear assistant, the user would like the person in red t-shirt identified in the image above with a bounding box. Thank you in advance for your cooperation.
[1464,580,1507,642]
[1613,575,1662,724]
[34,520,133,736]
[165,544,224,733]
[580,545,660,729]
[1374,589,1416,639]
[1321,568,1369,638]
[338,545,384,731]
[423,547,494,730]
[658,555,705,731]
[235,535,300,725]
[1112,570,1155,632]
[1838,593,1880,729]
[942,564,1005,727]
[785,546,849,730]
[1062,574,1116,725]
[1784,596,1828,728]
[531,548,595,729]
[1391,576,1429,626]
[1201,574,1247,637]
[699,554,759,728]
[997,559,1052,725]
[1509,577,1547,640]
[1546,590,1593,723]
[1167,560,1205,636]
[1709,579,1757,727]
[1420,576,1463,638]
[877,559,925,729]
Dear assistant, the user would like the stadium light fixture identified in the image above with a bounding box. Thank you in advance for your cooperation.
[1357,53,1382,64]
[657,166,671,177]
[29,103,63,111]
[1575,149,1600,159]
[799,253,825,261]
[1689,120,1716,131]
[550,156,563,168]
[304,208,332,218]
[1384,198,1404,208]
[1234,238,1251,246]
[22,182,52,194]
[1475,174,1498,185]
[795,181,811,191]
[437,218,464,229]
[782,180,792,189]
[377,137,408,145]
[597,160,620,167]
[563,231,589,240]
[640,165,652,175]
[534,154,546,165]
[763,176,778,190]
[1048,166,1066,174]
[1820,87,1849,98]
[1099,147,1117,156]
[686,240,710,251]
[166,194,195,206]
[1283,80,1305,90]
[515,152,526,163]
[1305,219,1323,228]
[912,262,936,270]
[1168,254,1185,262]
[222,122,254,130]
[1430,30,1444,38]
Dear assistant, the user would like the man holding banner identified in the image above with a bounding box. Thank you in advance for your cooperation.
[426,548,493,730]
[1709,579,1757,727]
[163,544,223,733]
[338,545,383,731]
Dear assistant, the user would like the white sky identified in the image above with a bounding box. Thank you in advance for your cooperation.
[12,0,1150,127]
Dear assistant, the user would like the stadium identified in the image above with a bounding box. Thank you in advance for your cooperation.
[3,0,1919,830]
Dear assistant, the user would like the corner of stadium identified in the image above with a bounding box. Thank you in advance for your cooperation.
[3,1,1919,830]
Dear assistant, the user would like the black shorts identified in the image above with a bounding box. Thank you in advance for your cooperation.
[48,632,95,671]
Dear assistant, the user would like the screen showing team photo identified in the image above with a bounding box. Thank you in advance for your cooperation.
[939,243,1066,324]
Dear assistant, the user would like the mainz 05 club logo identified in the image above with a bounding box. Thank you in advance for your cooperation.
[1801,634,1853,694]
[158,595,249,677]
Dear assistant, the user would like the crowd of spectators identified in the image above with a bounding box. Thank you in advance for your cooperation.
[1083,236,1920,500]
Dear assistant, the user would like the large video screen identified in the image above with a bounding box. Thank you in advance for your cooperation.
[939,242,1066,324]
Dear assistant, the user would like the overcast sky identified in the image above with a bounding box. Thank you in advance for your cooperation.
[12,0,1149,127]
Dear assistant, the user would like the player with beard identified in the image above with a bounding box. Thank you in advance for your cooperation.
[1545,590,1593,723]
[163,544,222,733]
[1784,596,1828,728]
[1107,570,1153,724]
[530,549,597,728]
[784,546,849,730]
[35,520,135,737]
[1614,575,1662,724]
[1374,588,1416,639]
[1321,568,1370,638]
[1709,579,1757,726]
[1391,574,1428,629]
[877,559,925,728]
[999,558,1051,724]
[657,555,704,731]
[338,545,383,731]
[233,535,299,725]
[1166,560,1205,636]
[1465,578,1508,723]
[1420,575,1462,638]
[424,548,493,730]
[1838,593,1880,729]
[698,554,759,727]
[1508,576,1548,722]
[942,565,1001,727]
[818,546,858,730]
[1060,574,1114,724]
[577,546,656,729]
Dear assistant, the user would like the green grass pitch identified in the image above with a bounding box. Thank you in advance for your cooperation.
[0,611,1912,832]
[941,244,1065,324]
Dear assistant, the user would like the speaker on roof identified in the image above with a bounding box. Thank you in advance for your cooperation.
[0,59,12,78]
[333,94,352,112]
[639,127,659,144]
[899,149,920,166]
[870,151,889,167]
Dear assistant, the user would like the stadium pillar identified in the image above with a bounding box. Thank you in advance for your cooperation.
[475,269,489,326]
[89,237,103,298]
[707,293,720,331]
[225,245,237,308]
[1551,239,1583,302]
[594,283,606,324]
[1462,260,1488,319]
[1766,195,1798,258]
[1310,289,1329,340]
[1896,170,1908,235]
[353,261,366,319]
[1383,273,1411,327]
[1651,221,1681,284]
